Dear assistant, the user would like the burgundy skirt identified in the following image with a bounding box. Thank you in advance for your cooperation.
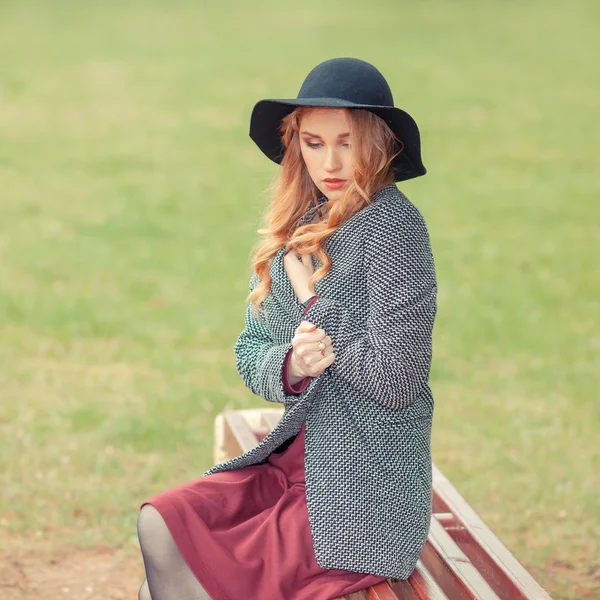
[141,420,387,600]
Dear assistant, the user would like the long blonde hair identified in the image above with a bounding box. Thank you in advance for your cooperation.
[248,106,403,317]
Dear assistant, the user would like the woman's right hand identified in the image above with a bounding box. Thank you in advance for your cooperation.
[289,321,336,380]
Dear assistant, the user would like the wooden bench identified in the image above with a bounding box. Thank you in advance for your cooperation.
[214,408,553,600]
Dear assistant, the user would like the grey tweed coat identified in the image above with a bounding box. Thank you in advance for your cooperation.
[202,183,437,580]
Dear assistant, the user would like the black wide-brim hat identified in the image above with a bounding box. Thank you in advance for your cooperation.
[249,57,426,182]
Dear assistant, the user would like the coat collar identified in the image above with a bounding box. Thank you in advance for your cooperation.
[273,183,398,319]
[295,183,396,229]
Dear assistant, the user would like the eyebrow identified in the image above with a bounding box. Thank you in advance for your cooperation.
[300,131,350,138]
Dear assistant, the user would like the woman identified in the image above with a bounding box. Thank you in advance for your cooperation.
[137,57,437,600]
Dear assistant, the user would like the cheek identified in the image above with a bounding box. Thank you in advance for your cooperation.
[301,149,319,178]
[343,152,355,174]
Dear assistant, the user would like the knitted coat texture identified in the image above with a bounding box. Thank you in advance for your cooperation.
[202,183,438,580]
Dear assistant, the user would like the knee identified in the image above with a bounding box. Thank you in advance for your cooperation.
[137,504,172,556]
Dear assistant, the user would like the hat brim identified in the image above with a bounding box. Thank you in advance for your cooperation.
[249,98,426,182]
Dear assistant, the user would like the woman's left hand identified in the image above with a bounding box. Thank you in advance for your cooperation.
[283,249,315,304]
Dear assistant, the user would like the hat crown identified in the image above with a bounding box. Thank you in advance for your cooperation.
[297,57,394,107]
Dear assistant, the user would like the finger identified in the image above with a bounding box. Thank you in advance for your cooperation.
[300,327,326,342]
[301,253,314,272]
[295,326,325,342]
[296,332,326,349]
[298,344,333,366]
[319,350,336,364]
[300,343,330,359]
[317,343,334,357]
[310,338,330,353]
[296,320,316,334]
[306,352,336,375]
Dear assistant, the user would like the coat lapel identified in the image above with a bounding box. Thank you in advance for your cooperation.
[268,185,392,320]
[268,196,329,320]
[269,247,303,321]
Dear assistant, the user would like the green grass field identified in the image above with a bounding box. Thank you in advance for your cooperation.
[0,0,598,598]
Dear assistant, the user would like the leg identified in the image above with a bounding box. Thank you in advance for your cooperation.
[139,578,151,600]
[137,504,212,600]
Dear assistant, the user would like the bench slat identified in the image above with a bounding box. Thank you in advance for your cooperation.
[222,411,258,456]
[425,517,501,599]
[367,580,408,599]
[431,465,552,599]
[390,560,449,599]
[261,410,283,432]
[386,578,421,600]
[343,589,370,600]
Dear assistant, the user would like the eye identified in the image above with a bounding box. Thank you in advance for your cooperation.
[305,141,321,149]
[341,143,351,148]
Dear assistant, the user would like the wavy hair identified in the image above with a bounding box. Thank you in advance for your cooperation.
[247,106,403,318]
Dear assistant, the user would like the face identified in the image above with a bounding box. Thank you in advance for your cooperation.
[298,108,355,201]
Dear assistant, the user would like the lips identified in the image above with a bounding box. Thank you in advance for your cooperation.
[323,178,347,190]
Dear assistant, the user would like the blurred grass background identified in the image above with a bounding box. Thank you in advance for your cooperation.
[0,0,598,598]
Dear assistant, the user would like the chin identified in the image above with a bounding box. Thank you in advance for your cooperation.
[320,186,348,201]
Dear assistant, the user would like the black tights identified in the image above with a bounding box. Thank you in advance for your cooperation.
[137,504,212,600]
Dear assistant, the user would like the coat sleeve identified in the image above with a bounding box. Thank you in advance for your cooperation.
[303,200,437,411]
[233,273,308,404]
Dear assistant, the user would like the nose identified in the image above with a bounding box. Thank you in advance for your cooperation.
[323,147,342,172]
